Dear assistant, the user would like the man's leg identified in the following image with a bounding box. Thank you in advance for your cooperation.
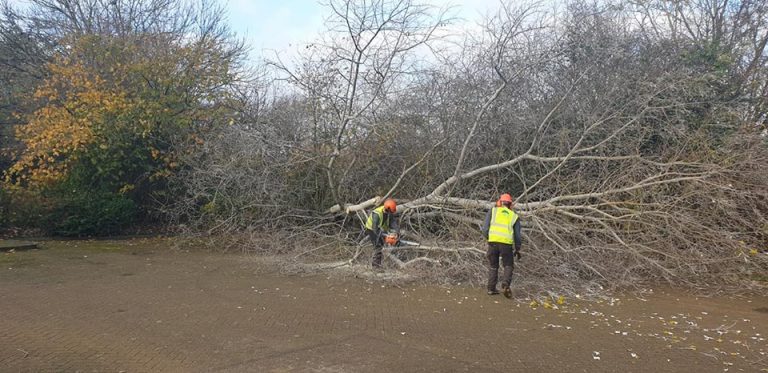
[368,230,383,268]
[500,244,515,297]
[486,243,501,294]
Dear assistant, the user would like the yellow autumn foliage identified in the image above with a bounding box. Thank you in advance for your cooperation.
[7,57,132,187]
[5,32,239,190]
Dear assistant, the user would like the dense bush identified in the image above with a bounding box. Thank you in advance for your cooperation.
[0,0,246,236]
[43,189,137,237]
[0,188,47,231]
[0,187,8,228]
[0,185,135,237]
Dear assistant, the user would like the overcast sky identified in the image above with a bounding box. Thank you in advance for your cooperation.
[7,0,503,61]
[225,0,502,61]
[227,1,497,46]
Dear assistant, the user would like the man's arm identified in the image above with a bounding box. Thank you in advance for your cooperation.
[513,219,522,251]
[371,213,381,236]
[482,209,492,239]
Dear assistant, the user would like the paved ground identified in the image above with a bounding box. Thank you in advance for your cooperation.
[1,238,767,372]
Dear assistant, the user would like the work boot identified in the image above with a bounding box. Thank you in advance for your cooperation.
[501,283,511,299]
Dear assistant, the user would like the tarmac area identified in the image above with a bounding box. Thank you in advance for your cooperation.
[1,238,767,372]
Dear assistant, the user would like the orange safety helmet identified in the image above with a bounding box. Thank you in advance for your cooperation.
[383,199,397,213]
[497,193,513,207]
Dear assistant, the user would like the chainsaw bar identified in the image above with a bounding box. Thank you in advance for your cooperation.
[396,239,420,247]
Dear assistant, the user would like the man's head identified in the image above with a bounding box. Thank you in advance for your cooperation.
[498,193,514,208]
[383,198,397,213]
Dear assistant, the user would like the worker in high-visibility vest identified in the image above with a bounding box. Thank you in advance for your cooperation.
[365,198,400,268]
[481,193,522,297]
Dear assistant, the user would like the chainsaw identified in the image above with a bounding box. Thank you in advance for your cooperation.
[384,233,420,248]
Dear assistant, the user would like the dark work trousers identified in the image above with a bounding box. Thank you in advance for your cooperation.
[366,229,384,267]
[487,242,515,291]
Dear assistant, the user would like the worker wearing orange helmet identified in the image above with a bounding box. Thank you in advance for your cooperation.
[365,198,400,268]
[481,193,522,297]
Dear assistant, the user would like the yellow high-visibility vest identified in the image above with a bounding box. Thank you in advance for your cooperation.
[488,206,518,244]
[365,206,389,231]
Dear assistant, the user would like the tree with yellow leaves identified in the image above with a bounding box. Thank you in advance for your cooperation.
[1,0,246,235]
[7,51,130,187]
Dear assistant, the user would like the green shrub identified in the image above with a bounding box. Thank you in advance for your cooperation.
[44,190,137,237]
[0,187,8,228]
[0,188,47,229]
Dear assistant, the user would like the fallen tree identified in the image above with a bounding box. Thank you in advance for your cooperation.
[167,0,768,295]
